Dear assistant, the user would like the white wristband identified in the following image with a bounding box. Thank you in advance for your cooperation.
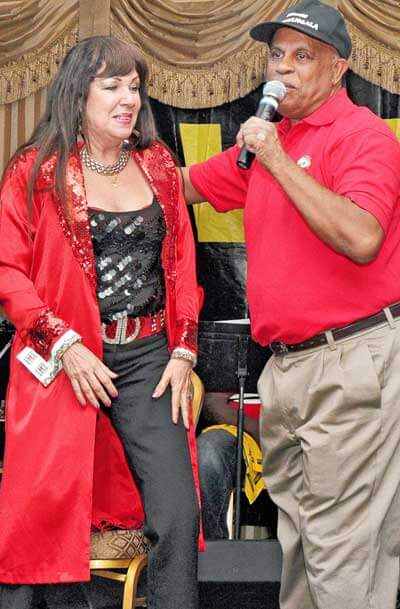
[17,329,82,387]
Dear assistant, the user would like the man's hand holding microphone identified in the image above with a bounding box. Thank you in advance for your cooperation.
[237,80,287,173]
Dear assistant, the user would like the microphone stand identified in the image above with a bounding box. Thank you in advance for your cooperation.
[197,328,282,585]
[233,335,249,540]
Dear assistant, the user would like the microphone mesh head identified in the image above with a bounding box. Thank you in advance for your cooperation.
[263,80,287,102]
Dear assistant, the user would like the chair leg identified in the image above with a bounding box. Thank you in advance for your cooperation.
[122,555,148,609]
[227,490,234,540]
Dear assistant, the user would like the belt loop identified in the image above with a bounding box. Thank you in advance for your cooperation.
[324,330,337,351]
[383,307,396,329]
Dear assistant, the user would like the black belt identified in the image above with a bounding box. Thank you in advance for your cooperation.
[269,302,400,356]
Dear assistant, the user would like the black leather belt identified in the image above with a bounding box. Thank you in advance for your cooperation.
[269,302,400,356]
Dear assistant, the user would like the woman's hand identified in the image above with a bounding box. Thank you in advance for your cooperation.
[61,342,118,409]
[152,358,193,429]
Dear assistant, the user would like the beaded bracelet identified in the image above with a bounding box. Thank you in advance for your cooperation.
[171,347,197,368]
[54,331,82,361]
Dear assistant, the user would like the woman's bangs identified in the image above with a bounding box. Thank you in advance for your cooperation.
[98,41,146,80]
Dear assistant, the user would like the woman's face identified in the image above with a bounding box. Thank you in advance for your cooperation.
[85,69,142,148]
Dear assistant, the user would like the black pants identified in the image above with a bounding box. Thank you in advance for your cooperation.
[0,585,36,609]
[103,332,199,609]
[0,332,199,609]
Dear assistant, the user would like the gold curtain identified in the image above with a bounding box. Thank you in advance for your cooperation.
[0,0,399,123]
[111,0,285,109]
[0,86,48,173]
[0,0,79,105]
[341,0,400,95]
[110,0,400,108]
[1,1,400,109]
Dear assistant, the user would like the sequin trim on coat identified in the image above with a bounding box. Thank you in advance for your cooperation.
[26,308,70,360]
[133,143,198,353]
[39,151,97,295]
[133,143,178,291]
[175,318,198,355]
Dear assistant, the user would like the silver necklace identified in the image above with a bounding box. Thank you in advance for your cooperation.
[80,146,130,176]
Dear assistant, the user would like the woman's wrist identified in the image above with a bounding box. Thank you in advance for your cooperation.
[170,347,197,368]
[55,331,82,361]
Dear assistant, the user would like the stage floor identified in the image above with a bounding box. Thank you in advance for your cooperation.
[30,578,400,609]
[30,578,280,609]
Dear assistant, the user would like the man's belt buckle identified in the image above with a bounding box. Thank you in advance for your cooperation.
[270,341,289,355]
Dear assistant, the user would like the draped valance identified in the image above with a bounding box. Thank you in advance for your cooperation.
[0,0,399,109]
[0,1,79,104]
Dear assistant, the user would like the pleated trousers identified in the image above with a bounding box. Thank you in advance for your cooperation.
[258,321,400,609]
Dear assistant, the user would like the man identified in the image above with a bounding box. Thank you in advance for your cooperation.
[181,1,400,608]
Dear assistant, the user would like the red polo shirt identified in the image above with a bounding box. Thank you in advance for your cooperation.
[189,89,400,346]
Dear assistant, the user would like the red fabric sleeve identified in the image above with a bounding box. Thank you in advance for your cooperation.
[0,153,70,358]
[189,145,250,213]
[327,128,400,233]
[172,186,201,354]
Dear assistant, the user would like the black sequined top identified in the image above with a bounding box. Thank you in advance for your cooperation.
[89,198,166,321]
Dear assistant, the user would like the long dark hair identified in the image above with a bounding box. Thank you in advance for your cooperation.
[7,36,157,214]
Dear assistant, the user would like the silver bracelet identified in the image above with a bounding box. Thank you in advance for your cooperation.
[53,331,82,361]
[171,347,197,368]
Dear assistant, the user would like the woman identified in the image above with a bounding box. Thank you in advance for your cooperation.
[0,36,201,609]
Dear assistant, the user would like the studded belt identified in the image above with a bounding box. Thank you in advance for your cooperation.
[269,302,400,356]
[101,310,165,345]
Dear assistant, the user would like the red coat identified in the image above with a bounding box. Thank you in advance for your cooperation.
[0,142,201,583]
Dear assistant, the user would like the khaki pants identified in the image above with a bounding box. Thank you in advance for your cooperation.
[258,321,400,609]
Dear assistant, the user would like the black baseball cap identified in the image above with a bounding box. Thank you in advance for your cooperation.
[250,0,352,59]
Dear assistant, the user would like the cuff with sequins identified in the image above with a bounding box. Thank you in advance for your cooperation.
[24,308,71,360]
[174,318,198,356]
[17,329,82,387]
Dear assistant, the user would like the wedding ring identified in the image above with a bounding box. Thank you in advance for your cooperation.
[256,131,266,141]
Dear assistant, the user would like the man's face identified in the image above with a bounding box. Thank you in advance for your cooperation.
[266,27,347,122]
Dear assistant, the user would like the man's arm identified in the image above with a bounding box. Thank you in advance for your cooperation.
[177,167,205,204]
[238,118,385,264]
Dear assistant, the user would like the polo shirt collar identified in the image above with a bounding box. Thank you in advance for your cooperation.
[279,88,350,132]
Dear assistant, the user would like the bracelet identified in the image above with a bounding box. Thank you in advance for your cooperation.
[53,331,82,361]
[171,347,197,368]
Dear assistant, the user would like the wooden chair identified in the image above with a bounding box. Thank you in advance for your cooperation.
[90,529,150,609]
[89,370,205,609]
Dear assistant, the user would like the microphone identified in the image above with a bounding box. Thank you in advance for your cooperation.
[236,80,287,170]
